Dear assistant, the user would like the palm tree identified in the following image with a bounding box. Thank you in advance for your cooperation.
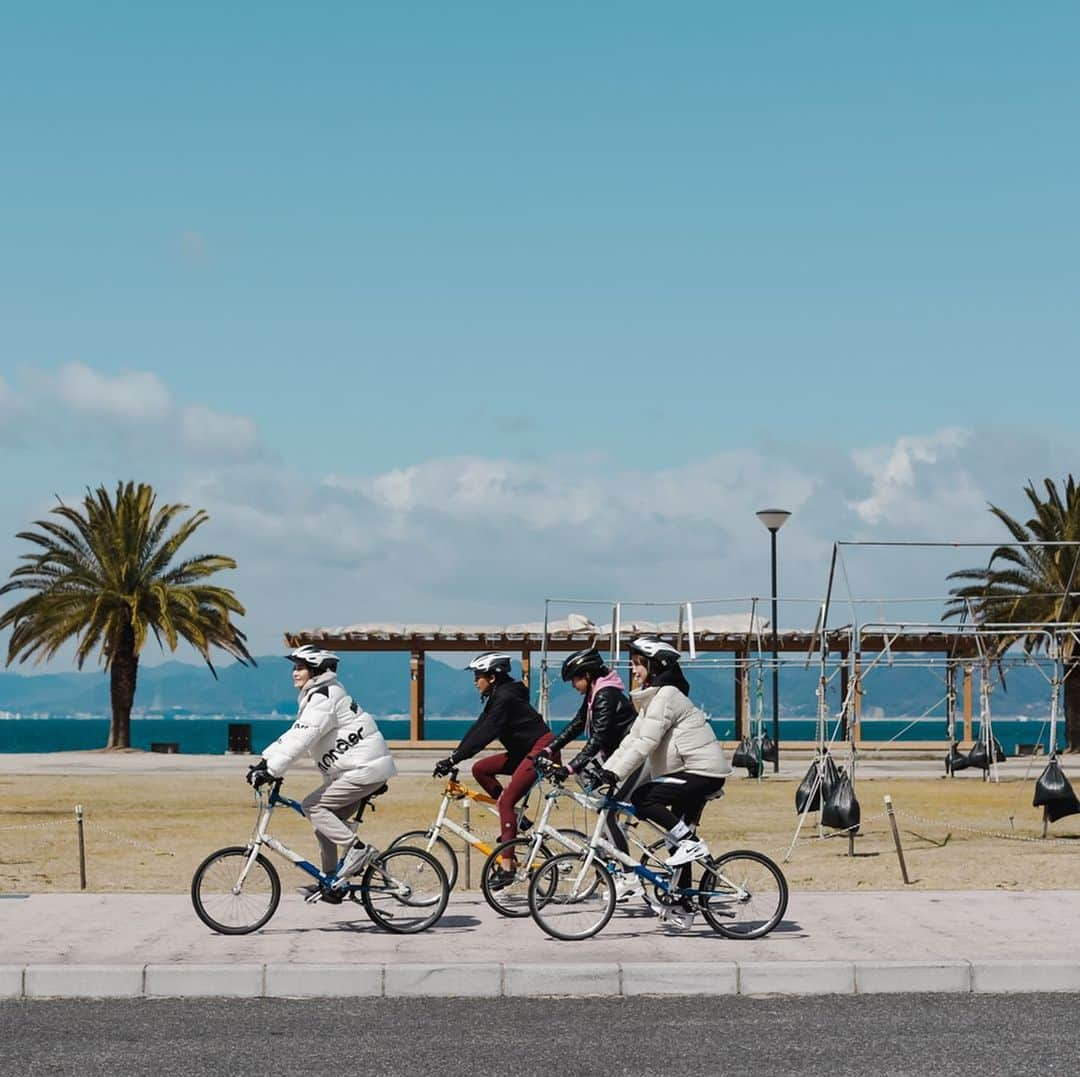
[1,481,254,748]
[945,476,1080,750]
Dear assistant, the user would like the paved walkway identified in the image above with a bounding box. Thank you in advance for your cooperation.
[2,890,1079,998]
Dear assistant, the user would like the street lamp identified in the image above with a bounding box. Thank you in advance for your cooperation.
[756,509,791,773]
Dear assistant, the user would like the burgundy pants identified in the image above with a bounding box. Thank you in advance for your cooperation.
[471,732,558,846]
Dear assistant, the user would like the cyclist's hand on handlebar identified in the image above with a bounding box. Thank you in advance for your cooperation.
[433,757,455,778]
[246,759,273,789]
[548,764,570,784]
[597,768,619,790]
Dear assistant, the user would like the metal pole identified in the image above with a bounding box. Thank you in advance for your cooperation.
[770,528,781,774]
[75,804,87,891]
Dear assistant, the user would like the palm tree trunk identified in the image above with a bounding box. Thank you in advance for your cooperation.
[1065,660,1080,752]
[106,622,138,750]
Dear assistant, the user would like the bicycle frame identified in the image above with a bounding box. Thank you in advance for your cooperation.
[234,784,334,889]
[423,768,537,858]
[567,790,750,904]
[498,784,595,867]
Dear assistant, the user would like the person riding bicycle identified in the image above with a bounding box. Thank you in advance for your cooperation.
[432,652,556,889]
[536,647,642,899]
[245,645,397,905]
[597,636,731,926]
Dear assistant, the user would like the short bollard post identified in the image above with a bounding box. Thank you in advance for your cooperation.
[75,804,87,890]
[463,799,471,890]
[884,794,911,885]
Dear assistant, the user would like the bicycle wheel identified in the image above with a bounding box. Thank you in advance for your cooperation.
[699,849,788,939]
[480,838,552,917]
[528,852,615,942]
[388,829,459,890]
[361,847,450,934]
[191,846,281,935]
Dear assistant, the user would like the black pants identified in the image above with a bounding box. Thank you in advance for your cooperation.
[630,772,725,833]
[604,766,643,856]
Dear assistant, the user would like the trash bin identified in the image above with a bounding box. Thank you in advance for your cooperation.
[227,723,252,755]
[150,742,180,754]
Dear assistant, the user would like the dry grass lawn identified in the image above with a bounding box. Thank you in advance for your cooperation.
[2,772,1079,893]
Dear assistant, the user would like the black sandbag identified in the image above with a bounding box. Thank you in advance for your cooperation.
[821,752,840,801]
[759,733,778,763]
[795,760,821,813]
[1033,758,1080,822]
[732,738,755,769]
[945,743,970,774]
[822,771,861,832]
[969,736,1008,770]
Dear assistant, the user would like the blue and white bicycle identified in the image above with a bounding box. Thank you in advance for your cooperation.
[191,778,449,935]
[526,775,788,941]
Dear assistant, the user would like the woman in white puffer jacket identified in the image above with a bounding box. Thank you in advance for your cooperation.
[246,645,397,904]
[601,636,730,874]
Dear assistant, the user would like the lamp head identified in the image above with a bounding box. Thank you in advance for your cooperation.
[756,509,791,533]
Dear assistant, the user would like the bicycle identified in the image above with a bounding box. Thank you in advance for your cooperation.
[527,779,788,942]
[479,777,595,917]
[388,765,552,890]
[191,778,450,935]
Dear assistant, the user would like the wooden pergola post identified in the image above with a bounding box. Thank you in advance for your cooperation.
[521,650,531,689]
[409,650,426,742]
[962,663,973,743]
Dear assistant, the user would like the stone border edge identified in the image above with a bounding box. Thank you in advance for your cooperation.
[6,960,1080,999]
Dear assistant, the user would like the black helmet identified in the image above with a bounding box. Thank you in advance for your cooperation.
[561,648,607,682]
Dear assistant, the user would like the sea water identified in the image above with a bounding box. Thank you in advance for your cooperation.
[0,714,1065,755]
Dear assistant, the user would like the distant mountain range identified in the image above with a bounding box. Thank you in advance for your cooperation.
[0,653,1058,720]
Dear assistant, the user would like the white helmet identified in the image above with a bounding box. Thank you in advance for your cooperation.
[468,652,513,678]
[626,636,681,669]
[285,644,339,673]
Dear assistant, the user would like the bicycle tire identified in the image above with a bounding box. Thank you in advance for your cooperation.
[361,846,450,934]
[190,845,281,935]
[528,852,616,942]
[388,829,459,890]
[699,849,788,939]
[480,837,553,917]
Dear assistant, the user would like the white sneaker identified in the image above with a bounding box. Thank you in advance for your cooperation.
[664,838,710,867]
[333,842,377,886]
[613,873,645,902]
[663,905,696,931]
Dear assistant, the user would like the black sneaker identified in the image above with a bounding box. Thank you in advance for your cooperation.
[487,867,517,892]
[300,883,343,905]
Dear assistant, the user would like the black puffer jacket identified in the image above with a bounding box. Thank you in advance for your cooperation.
[550,679,636,773]
[450,679,550,767]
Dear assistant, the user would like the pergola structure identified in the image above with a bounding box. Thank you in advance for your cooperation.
[284,621,987,746]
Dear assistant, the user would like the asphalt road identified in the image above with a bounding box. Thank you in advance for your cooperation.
[1,995,1077,1077]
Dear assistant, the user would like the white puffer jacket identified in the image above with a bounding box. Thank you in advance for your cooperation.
[604,684,731,783]
[262,672,397,785]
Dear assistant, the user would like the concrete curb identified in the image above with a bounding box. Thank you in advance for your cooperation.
[6,960,1080,998]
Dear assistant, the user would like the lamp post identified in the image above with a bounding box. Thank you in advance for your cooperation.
[756,509,791,773]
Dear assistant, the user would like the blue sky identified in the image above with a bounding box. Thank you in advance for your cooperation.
[2,4,1079,664]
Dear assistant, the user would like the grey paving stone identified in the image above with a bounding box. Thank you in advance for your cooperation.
[621,962,738,996]
[144,963,264,997]
[738,960,856,996]
[264,963,383,997]
[24,965,144,998]
[384,963,501,997]
[503,962,621,996]
[971,960,1080,993]
[855,961,971,994]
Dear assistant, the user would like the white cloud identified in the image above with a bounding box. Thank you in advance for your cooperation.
[848,427,976,527]
[48,361,172,422]
[180,405,259,458]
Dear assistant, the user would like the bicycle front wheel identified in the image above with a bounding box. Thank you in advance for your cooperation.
[480,837,552,917]
[528,852,615,941]
[361,847,449,934]
[699,849,788,939]
[191,845,281,935]
[388,829,459,890]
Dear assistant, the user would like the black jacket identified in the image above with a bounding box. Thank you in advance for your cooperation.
[451,679,549,766]
[549,685,636,773]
